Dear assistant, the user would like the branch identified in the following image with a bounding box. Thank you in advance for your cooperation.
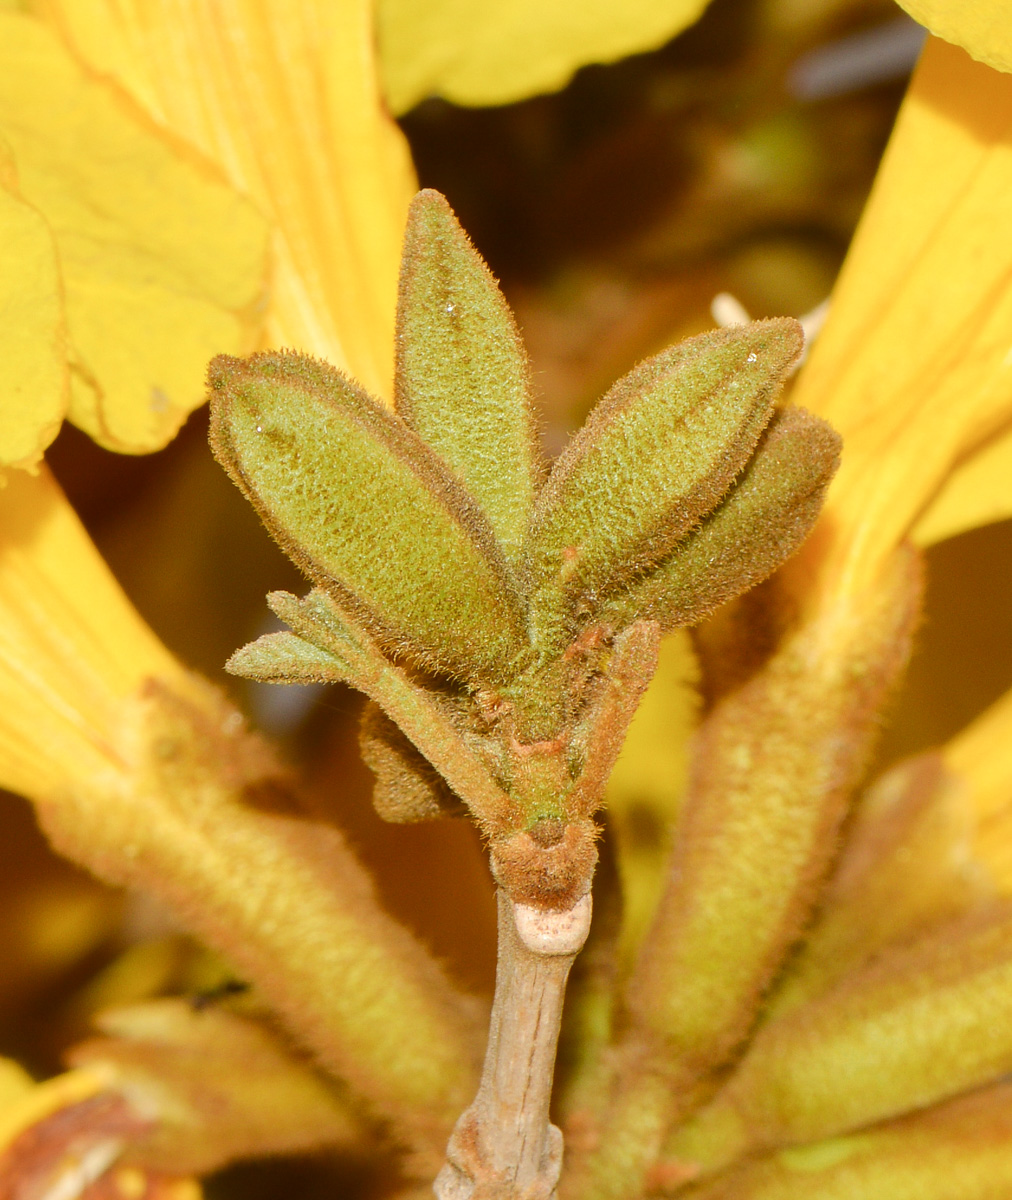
[435,891,592,1200]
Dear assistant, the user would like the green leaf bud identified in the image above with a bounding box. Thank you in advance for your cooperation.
[396,190,544,565]
[208,350,525,682]
[522,319,804,652]
[602,407,840,631]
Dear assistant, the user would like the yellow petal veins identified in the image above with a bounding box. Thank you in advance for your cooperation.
[41,0,417,401]
[0,13,270,454]
[792,38,1012,600]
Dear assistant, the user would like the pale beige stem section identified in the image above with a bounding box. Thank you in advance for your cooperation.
[435,890,593,1200]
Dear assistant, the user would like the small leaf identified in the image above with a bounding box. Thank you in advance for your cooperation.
[267,588,363,659]
[396,190,543,564]
[566,620,661,819]
[523,320,803,652]
[208,350,525,681]
[359,700,466,822]
[225,631,351,685]
[602,408,841,631]
[268,588,516,833]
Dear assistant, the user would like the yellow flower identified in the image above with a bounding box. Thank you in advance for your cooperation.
[0,12,269,464]
[0,466,184,800]
[2,0,727,465]
[38,0,416,403]
[896,0,1012,75]
[791,35,1012,607]
[375,0,714,113]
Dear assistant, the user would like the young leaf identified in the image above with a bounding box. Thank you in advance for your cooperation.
[522,320,804,652]
[396,191,543,564]
[226,631,351,685]
[359,700,466,822]
[264,588,514,832]
[601,407,841,631]
[208,351,525,681]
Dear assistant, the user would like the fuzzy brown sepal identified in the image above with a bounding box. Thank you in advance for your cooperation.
[359,700,467,822]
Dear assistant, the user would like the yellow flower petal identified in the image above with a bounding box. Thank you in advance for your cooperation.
[0,160,67,469]
[0,466,181,799]
[0,13,269,453]
[913,424,1012,544]
[791,37,1012,601]
[43,0,417,401]
[896,0,1012,75]
[376,0,712,113]
[0,1058,33,1111]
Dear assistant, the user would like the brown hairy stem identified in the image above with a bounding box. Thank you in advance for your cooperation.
[435,890,593,1200]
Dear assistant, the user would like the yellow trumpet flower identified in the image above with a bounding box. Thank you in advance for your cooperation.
[791,35,1012,607]
[0,11,269,464]
[0,467,183,801]
[39,0,417,402]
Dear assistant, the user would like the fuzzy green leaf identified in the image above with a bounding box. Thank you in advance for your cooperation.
[359,700,466,823]
[266,589,364,661]
[396,191,543,563]
[226,630,351,685]
[269,589,515,834]
[522,319,803,652]
[602,407,840,631]
[208,351,525,681]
